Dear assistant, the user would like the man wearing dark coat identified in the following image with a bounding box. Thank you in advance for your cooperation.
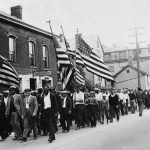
[109,89,119,122]
[0,93,7,140]
[21,89,38,142]
[5,86,22,141]
[40,86,58,143]
[60,91,72,133]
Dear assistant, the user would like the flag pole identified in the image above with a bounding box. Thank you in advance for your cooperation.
[46,20,58,90]
[74,29,79,92]
[60,25,68,90]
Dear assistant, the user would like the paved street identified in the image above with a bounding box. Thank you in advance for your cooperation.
[1,110,150,150]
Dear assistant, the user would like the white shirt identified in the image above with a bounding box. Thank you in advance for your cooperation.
[119,93,124,100]
[95,92,103,102]
[62,97,67,108]
[105,93,110,101]
[4,97,8,106]
[26,96,30,109]
[44,93,51,109]
[74,91,84,105]
[123,93,130,103]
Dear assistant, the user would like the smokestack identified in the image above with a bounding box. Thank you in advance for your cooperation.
[11,5,22,19]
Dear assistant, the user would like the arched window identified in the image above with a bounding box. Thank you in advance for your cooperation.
[29,41,35,66]
[42,45,48,68]
[9,36,16,61]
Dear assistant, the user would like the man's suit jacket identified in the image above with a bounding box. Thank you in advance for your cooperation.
[6,94,22,116]
[41,92,58,113]
[61,96,72,112]
[21,95,38,118]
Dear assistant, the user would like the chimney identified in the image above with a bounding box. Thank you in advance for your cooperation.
[11,5,22,19]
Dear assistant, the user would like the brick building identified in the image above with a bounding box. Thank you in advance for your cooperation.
[0,5,58,91]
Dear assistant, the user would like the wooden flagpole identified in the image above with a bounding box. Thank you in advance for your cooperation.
[46,20,59,90]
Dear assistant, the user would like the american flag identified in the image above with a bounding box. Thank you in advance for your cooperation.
[76,34,114,81]
[0,55,19,86]
[54,36,74,90]
[67,50,84,67]
[76,34,92,54]
[75,68,85,85]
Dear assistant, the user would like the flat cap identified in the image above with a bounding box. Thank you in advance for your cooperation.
[90,91,95,94]
[10,86,16,89]
[61,90,70,94]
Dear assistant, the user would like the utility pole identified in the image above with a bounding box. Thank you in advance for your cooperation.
[129,27,145,88]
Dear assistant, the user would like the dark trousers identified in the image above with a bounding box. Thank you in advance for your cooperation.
[43,108,55,139]
[138,101,143,115]
[61,108,70,131]
[97,101,102,122]
[109,106,119,122]
[130,100,136,113]
[124,103,128,115]
[89,105,97,127]
[0,117,6,139]
[120,100,124,115]
[23,110,37,139]
[36,110,41,134]
[101,106,109,123]
[84,105,90,126]
[75,104,85,128]
[10,112,22,138]
[5,116,12,135]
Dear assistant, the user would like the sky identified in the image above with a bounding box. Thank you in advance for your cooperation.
[1,0,150,49]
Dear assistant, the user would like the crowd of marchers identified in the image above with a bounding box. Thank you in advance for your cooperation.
[0,85,148,143]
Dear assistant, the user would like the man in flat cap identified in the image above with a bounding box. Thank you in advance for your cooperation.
[5,86,22,141]
[136,87,144,116]
[60,91,72,133]
[88,91,97,127]
[95,88,103,124]
[73,86,85,130]
[41,86,58,143]
[21,89,38,142]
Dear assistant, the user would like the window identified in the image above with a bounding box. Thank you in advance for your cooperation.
[109,66,114,72]
[43,45,48,68]
[9,36,16,61]
[29,41,35,66]
[119,51,126,60]
[127,69,130,73]
[111,52,117,61]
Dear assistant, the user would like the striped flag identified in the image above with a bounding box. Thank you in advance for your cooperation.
[53,37,71,68]
[0,55,19,86]
[54,36,74,90]
[62,67,74,89]
[76,34,114,81]
[75,68,85,85]
[76,51,85,67]
[67,50,84,67]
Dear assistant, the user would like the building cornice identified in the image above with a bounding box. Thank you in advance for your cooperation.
[0,11,59,38]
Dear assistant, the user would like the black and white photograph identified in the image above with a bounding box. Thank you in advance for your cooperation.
[0,0,150,150]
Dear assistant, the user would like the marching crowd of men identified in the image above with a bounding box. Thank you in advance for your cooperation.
[0,85,149,143]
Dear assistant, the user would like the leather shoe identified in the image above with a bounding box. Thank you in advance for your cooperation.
[48,138,54,143]
[21,137,27,142]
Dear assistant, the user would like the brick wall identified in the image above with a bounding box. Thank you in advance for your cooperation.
[0,20,58,88]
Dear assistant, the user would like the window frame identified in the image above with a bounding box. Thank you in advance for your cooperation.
[28,40,36,67]
[42,45,49,68]
[9,35,16,62]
